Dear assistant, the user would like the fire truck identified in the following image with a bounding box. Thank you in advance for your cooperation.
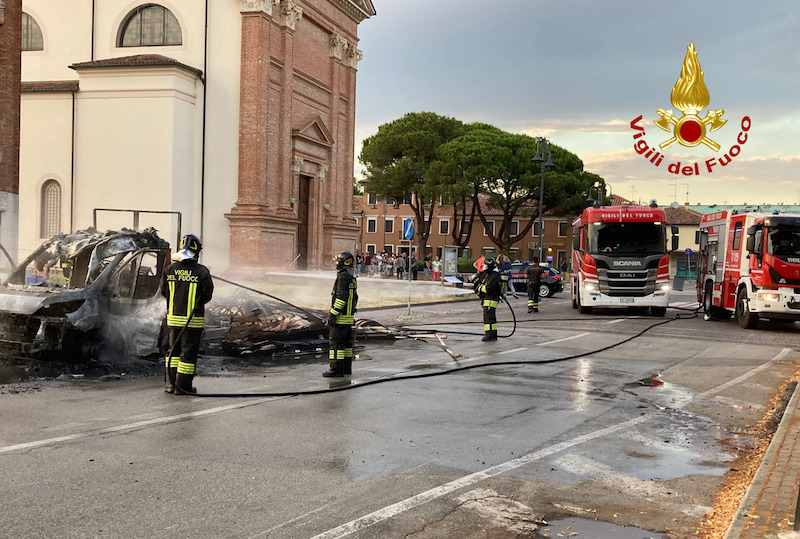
[697,210,800,328]
[571,203,678,315]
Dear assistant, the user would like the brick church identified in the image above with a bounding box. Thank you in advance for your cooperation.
[14,0,375,272]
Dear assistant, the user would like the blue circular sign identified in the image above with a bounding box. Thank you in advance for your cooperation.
[684,248,693,255]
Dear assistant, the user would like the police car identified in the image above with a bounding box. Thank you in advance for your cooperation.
[509,262,564,297]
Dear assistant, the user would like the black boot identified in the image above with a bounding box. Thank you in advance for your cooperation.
[323,360,344,377]
[527,307,533,313]
[490,330,498,341]
[174,373,197,395]
[482,332,493,342]
[343,358,352,375]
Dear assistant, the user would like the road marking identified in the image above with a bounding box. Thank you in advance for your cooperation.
[309,415,651,539]
[498,347,527,355]
[0,398,282,455]
[536,332,591,346]
[606,318,626,325]
[697,348,793,399]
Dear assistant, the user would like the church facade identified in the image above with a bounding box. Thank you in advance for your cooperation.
[19,0,375,271]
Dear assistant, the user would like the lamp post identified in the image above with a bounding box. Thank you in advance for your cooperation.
[531,138,556,262]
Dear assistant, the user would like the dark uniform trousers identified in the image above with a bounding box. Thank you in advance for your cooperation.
[329,324,355,375]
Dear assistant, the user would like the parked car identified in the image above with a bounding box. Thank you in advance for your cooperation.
[508,263,564,297]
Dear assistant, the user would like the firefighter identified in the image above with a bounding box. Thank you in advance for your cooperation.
[477,257,502,341]
[160,234,214,395]
[325,251,358,377]
[526,257,545,313]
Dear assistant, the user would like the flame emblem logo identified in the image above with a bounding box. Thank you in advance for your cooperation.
[654,42,726,151]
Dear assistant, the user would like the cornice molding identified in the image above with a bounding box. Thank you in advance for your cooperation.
[331,0,376,23]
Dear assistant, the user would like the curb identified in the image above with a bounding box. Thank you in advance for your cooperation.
[725,381,800,538]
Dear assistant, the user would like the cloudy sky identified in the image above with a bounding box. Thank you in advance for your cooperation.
[354,0,800,206]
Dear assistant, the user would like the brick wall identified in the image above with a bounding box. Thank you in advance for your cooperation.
[0,0,21,194]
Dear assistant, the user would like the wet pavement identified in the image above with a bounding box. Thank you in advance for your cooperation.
[1,285,799,538]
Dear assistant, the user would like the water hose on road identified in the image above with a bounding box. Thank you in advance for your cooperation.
[190,315,679,399]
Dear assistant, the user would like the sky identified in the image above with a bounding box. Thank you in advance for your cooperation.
[353,0,800,206]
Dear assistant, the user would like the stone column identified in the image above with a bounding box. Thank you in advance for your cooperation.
[226,0,276,267]
[276,0,302,213]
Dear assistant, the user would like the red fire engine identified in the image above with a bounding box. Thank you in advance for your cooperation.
[697,210,800,328]
[571,203,677,315]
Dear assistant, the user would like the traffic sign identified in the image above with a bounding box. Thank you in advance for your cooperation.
[403,218,414,240]
[684,248,693,255]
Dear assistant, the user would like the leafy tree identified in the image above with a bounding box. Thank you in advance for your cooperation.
[359,112,467,255]
[433,128,602,255]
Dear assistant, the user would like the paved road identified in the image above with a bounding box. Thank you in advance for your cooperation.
[1,290,798,538]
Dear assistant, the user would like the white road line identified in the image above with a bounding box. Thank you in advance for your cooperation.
[697,348,793,399]
[0,397,281,455]
[536,332,591,346]
[606,319,626,325]
[498,347,527,355]
[309,415,651,539]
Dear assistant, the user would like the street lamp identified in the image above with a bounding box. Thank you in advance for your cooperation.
[531,138,556,262]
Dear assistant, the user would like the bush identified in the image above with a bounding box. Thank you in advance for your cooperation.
[457,257,476,273]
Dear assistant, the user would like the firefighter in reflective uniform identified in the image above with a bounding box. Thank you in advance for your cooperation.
[160,234,214,395]
[477,257,502,341]
[526,257,544,313]
[325,251,358,377]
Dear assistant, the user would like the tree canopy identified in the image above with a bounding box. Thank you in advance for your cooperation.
[359,112,606,256]
[359,112,467,254]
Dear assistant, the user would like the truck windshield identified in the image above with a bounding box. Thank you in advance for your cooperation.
[767,225,800,257]
[589,222,665,255]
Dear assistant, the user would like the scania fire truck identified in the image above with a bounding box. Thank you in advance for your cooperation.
[697,210,800,328]
[571,203,678,315]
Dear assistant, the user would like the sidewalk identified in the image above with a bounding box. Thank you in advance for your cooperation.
[726,381,800,539]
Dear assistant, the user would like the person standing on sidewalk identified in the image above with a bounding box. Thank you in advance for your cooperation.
[526,257,544,313]
[325,251,358,377]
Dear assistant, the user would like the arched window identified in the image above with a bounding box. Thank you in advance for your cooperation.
[40,180,61,238]
[22,13,44,51]
[119,4,182,47]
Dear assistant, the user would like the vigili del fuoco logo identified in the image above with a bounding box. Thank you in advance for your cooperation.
[629,42,751,176]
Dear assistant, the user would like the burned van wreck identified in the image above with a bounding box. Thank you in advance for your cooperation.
[0,228,171,362]
[0,228,330,363]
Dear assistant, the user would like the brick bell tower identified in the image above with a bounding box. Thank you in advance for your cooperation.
[226,0,375,271]
[0,0,21,270]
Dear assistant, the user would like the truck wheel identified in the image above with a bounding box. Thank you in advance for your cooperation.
[539,284,551,298]
[736,288,759,329]
[650,307,666,316]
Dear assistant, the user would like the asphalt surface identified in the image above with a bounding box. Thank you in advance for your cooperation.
[1,285,799,538]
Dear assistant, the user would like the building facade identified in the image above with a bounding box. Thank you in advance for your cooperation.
[19,0,374,271]
[354,193,574,270]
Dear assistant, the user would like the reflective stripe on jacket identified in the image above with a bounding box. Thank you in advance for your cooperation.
[160,260,214,328]
[330,269,358,325]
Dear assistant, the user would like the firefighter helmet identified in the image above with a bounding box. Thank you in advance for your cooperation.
[335,251,355,270]
[180,234,202,257]
[483,257,496,271]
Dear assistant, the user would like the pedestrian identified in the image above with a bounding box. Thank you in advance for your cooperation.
[410,251,418,280]
[374,252,383,277]
[395,253,405,280]
[325,251,358,377]
[431,255,441,282]
[499,254,515,298]
[160,234,214,395]
[356,251,363,273]
[364,252,373,277]
[476,257,501,341]
[423,253,432,280]
[526,256,545,313]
